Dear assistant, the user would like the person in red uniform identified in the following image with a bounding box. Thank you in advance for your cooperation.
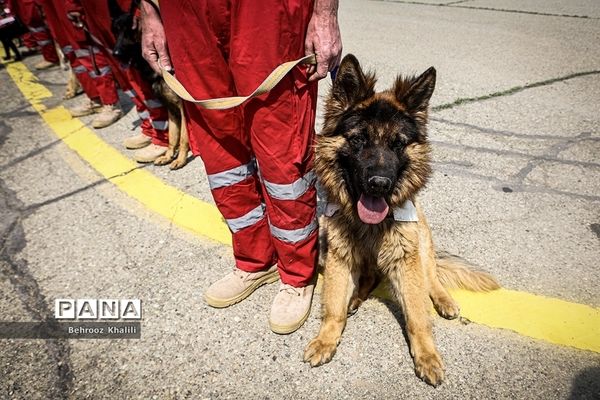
[0,0,23,61]
[65,0,169,162]
[35,0,123,128]
[141,0,341,334]
[9,0,58,69]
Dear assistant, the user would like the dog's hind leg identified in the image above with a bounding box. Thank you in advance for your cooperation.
[304,244,356,367]
[170,105,189,170]
[348,268,379,316]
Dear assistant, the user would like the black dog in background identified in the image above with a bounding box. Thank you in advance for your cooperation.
[110,0,189,169]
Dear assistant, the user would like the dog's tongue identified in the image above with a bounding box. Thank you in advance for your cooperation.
[357,194,389,224]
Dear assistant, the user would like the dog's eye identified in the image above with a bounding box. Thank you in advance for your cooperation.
[347,135,366,149]
[391,137,405,150]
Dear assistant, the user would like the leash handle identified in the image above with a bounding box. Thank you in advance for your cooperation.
[161,54,317,110]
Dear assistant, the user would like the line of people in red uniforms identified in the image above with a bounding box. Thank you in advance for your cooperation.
[1,0,169,163]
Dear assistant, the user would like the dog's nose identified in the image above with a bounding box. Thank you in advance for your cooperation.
[368,176,392,193]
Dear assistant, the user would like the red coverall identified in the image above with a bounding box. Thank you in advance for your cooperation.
[9,0,58,63]
[160,0,318,287]
[22,32,36,49]
[35,0,119,105]
[64,0,169,146]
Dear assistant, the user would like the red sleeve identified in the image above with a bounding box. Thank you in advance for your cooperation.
[63,0,83,14]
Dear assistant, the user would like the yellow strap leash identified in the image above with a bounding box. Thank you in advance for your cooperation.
[161,54,317,110]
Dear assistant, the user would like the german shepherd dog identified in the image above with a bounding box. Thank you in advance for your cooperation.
[303,54,500,386]
[110,1,189,169]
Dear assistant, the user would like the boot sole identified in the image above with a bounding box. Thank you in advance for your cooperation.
[92,115,123,129]
[204,270,279,308]
[124,141,152,150]
[269,296,313,335]
[134,152,168,163]
[70,107,103,118]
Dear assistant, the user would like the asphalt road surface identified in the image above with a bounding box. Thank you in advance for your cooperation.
[1,0,599,399]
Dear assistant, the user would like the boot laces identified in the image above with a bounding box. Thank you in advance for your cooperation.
[280,283,301,297]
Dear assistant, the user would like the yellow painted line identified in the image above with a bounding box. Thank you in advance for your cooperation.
[4,60,600,354]
[4,61,231,246]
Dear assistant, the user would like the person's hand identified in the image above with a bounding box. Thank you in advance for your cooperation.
[140,1,172,74]
[67,11,84,29]
[304,1,342,82]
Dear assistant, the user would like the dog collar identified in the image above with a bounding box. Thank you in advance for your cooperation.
[324,199,418,222]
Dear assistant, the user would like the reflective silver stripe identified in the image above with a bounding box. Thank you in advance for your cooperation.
[62,45,73,55]
[144,99,163,109]
[263,170,316,200]
[269,217,318,243]
[74,48,100,57]
[28,26,46,33]
[151,120,168,130]
[72,65,87,74]
[89,66,111,78]
[125,89,137,98]
[74,49,88,57]
[138,110,150,120]
[226,204,265,233]
[207,160,256,190]
[37,40,52,46]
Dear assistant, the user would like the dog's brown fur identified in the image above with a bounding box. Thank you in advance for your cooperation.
[151,80,190,169]
[303,54,500,386]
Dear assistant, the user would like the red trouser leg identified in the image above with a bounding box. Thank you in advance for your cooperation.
[231,1,318,287]
[74,47,119,105]
[161,0,277,273]
[27,25,59,63]
[23,33,36,49]
[161,0,318,285]
[16,0,59,63]
[63,46,100,100]
[123,66,169,146]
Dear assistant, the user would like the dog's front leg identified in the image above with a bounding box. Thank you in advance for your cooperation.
[385,241,445,387]
[304,245,356,367]
[154,110,180,166]
[170,105,189,170]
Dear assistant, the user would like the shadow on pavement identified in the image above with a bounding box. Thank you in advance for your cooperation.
[569,366,600,400]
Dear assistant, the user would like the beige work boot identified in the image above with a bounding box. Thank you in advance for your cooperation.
[69,98,102,117]
[269,283,314,334]
[34,60,58,70]
[133,143,167,163]
[123,133,152,150]
[91,104,123,128]
[205,265,279,308]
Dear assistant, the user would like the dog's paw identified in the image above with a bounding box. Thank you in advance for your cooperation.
[347,297,363,316]
[169,158,187,170]
[414,351,445,387]
[303,338,338,367]
[154,155,173,166]
[433,297,460,320]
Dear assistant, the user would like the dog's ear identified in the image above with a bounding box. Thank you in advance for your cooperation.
[396,67,436,114]
[332,54,374,109]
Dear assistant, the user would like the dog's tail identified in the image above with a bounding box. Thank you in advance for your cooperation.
[435,251,500,292]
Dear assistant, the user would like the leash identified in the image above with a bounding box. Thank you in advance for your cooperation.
[144,1,333,110]
[160,54,317,110]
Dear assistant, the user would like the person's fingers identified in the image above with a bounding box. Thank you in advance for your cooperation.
[155,39,172,72]
[309,62,328,81]
[305,40,316,75]
[142,40,161,74]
